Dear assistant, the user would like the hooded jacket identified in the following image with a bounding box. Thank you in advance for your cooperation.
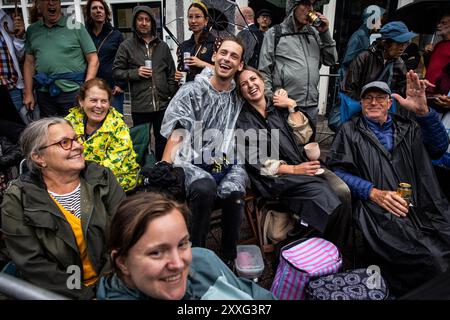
[258,9,338,108]
[112,6,178,113]
[343,42,407,100]
[1,162,125,299]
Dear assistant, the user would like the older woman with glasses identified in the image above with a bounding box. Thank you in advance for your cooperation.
[1,117,125,299]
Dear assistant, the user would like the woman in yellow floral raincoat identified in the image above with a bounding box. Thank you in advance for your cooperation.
[66,78,139,192]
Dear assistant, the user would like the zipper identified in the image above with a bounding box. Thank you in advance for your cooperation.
[145,42,157,110]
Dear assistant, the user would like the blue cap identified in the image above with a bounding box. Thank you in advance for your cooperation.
[379,21,417,42]
[360,81,392,98]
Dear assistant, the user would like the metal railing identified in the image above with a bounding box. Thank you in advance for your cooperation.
[0,273,70,300]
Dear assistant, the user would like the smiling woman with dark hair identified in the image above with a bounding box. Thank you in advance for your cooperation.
[96,192,275,300]
[1,117,125,299]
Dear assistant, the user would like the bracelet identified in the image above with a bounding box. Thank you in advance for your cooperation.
[288,104,297,113]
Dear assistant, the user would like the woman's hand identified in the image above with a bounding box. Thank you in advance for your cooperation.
[184,56,207,68]
[292,161,321,176]
[273,95,297,109]
[369,188,409,217]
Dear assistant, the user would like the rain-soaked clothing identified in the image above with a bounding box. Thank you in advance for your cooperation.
[160,67,248,260]
[327,112,450,295]
[160,67,248,198]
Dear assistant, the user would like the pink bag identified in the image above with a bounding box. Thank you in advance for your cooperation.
[271,237,342,300]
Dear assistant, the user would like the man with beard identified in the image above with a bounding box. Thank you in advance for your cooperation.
[23,0,99,117]
[160,37,247,268]
[113,6,178,161]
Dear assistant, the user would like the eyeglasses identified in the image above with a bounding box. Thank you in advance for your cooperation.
[39,135,84,151]
[361,95,389,103]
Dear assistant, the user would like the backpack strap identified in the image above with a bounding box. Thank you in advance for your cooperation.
[270,24,321,74]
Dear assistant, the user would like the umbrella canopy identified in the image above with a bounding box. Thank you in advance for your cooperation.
[394,0,450,34]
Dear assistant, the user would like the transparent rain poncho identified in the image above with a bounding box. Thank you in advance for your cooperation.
[160,68,248,198]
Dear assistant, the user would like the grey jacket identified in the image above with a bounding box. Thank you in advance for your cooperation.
[112,6,178,113]
[258,12,338,107]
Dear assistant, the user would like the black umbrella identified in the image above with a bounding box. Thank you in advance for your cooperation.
[394,0,450,34]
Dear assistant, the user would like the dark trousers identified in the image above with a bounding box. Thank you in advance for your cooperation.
[37,90,79,117]
[321,169,354,266]
[188,178,244,261]
[132,110,167,161]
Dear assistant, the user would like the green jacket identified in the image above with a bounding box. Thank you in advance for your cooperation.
[0,162,125,299]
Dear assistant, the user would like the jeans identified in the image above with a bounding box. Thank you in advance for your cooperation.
[188,178,244,260]
[8,88,23,112]
[111,92,124,114]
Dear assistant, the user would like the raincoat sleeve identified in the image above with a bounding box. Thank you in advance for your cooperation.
[160,83,197,138]
[415,109,449,159]
[343,51,369,100]
[258,28,276,101]
[318,30,338,67]
[327,122,362,177]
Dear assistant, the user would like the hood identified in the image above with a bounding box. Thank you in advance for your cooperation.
[131,5,156,37]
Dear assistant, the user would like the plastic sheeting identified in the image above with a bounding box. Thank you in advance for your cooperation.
[161,68,248,197]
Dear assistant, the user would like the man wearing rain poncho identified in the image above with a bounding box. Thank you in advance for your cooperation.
[160,36,247,267]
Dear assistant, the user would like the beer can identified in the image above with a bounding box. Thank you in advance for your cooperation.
[144,59,152,69]
[179,71,187,85]
[183,52,191,71]
[397,182,412,204]
[307,11,322,27]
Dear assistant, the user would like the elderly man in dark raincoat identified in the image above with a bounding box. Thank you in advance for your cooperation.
[327,71,450,295]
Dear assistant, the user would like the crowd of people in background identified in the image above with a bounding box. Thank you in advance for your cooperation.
[1,0,450,300]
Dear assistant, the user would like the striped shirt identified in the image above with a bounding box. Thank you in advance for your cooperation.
[48,184,81,218]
